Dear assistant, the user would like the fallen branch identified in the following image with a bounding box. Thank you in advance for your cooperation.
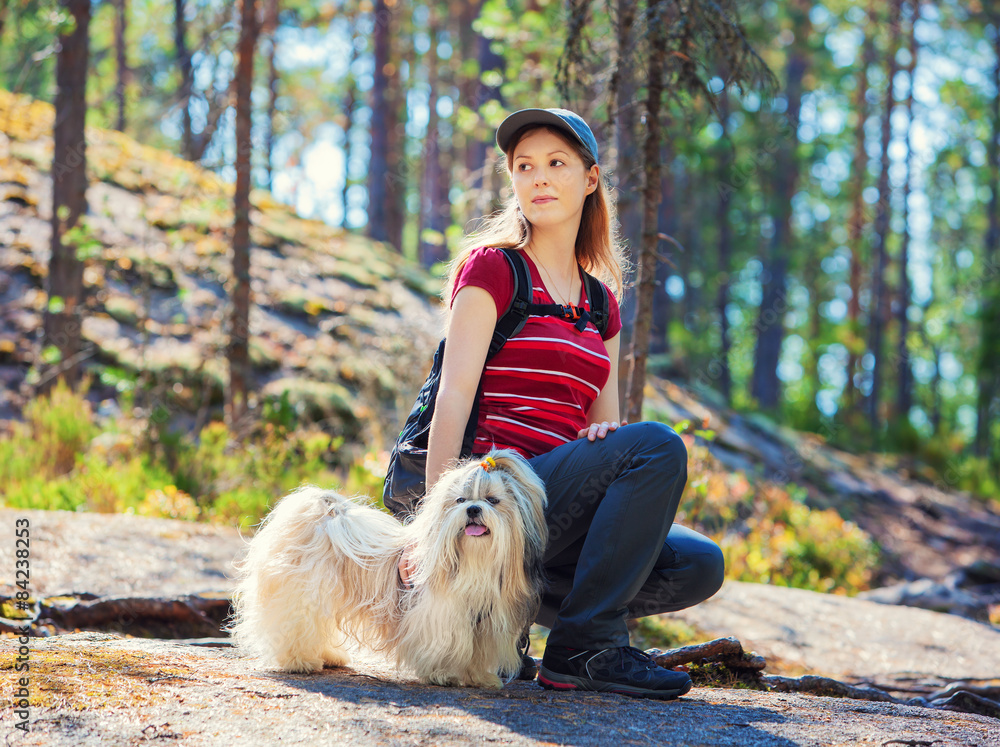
[649,637,1000,722]
[648,636,765,671]
[645,637,768,690]
[4,593,233,637]
[761,674,900,702]
[933,691,1000,720]
[44,595,223,629]
[926,681,1000,703]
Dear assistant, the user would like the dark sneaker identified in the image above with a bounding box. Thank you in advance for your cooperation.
[538,645,692,699]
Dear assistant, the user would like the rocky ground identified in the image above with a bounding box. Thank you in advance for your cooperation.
[3,633,997,747]
[2,507,999,745]
[671,579,1000,689]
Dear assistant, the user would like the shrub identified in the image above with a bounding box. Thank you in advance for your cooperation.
[0,384,344,525]
[717,487,878,594]
[672,426,880,596]
[0,377,99,506]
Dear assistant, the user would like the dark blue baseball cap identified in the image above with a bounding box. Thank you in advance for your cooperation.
[496,107,600,164]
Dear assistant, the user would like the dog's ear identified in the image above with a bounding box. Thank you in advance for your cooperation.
[487,449,548,551]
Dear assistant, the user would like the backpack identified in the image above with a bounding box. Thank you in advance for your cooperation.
[382,247,610,520]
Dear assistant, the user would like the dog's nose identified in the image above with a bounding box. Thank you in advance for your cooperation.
[466,505,481,519]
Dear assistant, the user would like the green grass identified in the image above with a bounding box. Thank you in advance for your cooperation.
[0,376,390,530]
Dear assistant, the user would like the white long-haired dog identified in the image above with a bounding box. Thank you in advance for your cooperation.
[226,448,548,689]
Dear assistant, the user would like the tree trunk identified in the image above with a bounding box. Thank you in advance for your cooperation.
[42,0,91,395]
[931,342,942,436]
[975,12,1000,459]
[397,26,416,255]
[467,0,505,221]
[174,0,193,160]
[339,37,360,229]
[867,0,902,439]
[263,0,279,192]
[678,169,697,350]
[227,0,259,429]
[114,0,127,132]
[802,237,821,418]
[418,4,449,268]
[625,0,667,424]
[433,49,455,261]
[751,0,810,411]
[367,0,391,243]
[843,4,876,417]
[367,0,404,251]
[649,137,674,363]
[455,0,483,226]
[895,0,920,429]
[918,310,942,436]
[610,0,640,405]
[715,80,733,405]
[674,167,698,380]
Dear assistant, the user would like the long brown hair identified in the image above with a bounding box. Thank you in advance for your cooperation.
[442,123,628,307]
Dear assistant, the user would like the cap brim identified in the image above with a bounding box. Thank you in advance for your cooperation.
[495,109,589,157]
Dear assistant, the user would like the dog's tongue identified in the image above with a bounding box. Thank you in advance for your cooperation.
[465,524,488,536]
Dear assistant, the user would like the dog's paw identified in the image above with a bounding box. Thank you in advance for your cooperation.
[280,656,325,674]
[321,648,350,668]
[463,672,503,690]
[420,672,463,687]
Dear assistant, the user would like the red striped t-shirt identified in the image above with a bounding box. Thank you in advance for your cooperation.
[450,246,622,459]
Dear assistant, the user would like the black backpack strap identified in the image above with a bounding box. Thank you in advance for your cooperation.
[457,248,532,459]
[487,248,611,344]
[528,301,592,332]
[525,270,610,334]
[583,271,610,337]
[489,248,534,359]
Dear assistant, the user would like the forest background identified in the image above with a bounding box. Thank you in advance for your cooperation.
[0,0,999,605]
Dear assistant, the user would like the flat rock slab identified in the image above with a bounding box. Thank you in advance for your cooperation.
[0,508,246,598]
[673,580,1000,682]
[2,633,997,747]
[5,508,1000,688]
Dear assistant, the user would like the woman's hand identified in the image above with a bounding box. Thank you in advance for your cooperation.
[577,419,628,441]
[398,542,417,589]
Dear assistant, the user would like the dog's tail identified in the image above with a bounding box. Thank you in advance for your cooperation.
[225,486,404,672]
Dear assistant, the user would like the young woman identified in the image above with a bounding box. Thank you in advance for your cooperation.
[401,108,725,699]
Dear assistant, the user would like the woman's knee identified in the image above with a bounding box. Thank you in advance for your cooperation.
[630,421,687,465]
[693,540,726,602]
[626,539,725,617]
[662,526,726,605]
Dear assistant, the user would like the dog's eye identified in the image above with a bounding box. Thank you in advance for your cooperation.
[486,496,500,505]
[455,497,466,504]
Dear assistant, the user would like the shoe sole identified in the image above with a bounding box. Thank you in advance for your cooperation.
[537,666,692,699]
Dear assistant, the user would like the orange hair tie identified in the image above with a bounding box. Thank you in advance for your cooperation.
[480,456,496,471]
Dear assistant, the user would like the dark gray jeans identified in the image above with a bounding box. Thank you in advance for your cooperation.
[527,421,725,649]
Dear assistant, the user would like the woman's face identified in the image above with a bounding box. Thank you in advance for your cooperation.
[510,127,598,230]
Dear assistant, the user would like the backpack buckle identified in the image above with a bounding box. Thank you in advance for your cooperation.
[563,304,591,332]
